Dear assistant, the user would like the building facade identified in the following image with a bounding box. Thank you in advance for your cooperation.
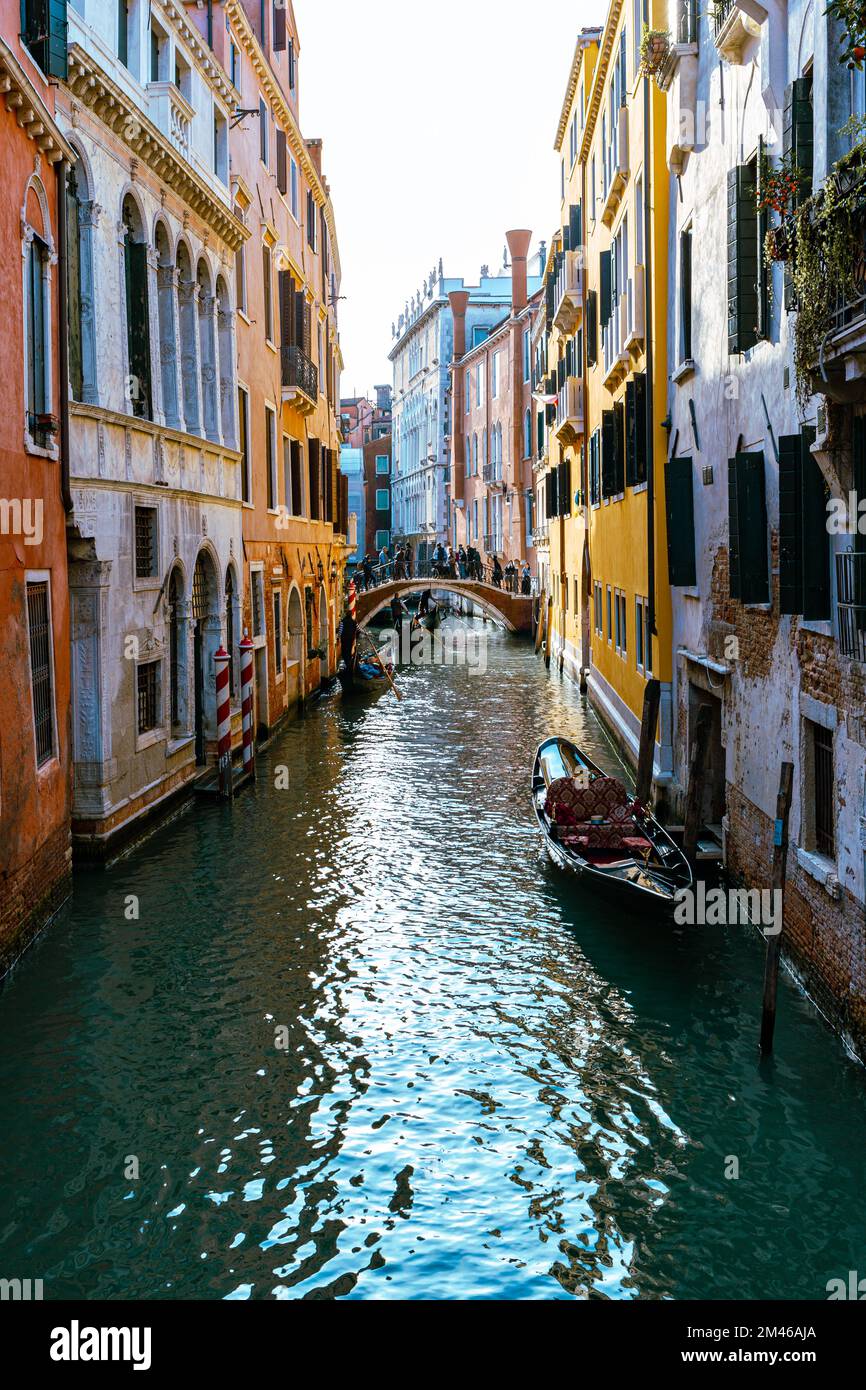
[662,1,866,1054]
[56,0,246,857]
[363,434,392,558]
[205,0,346,734]
[0,2,75,966]
[389,262,531,567]
[449,230,542,575]
[341,385,392,448]
[340,446,364,566]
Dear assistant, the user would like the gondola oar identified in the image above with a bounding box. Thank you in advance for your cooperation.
[358,624,403,702]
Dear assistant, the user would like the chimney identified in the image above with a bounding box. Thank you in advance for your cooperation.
[448,290,470,361]
[305,138,323,177]
[506,229,532,313]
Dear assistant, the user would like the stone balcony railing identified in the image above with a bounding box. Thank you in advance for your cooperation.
[69,403,241,501]
[147,81,194,160]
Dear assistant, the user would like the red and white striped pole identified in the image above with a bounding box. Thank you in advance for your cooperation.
[348,579,357,621]
[214,645,233,801]
[240,631,255,782]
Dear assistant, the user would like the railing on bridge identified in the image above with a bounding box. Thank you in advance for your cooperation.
[349,556,535,597]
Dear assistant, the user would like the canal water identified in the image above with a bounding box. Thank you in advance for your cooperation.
[1,620,865,1301]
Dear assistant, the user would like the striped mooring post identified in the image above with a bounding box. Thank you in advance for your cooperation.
[348,579,357,620]
[240,631,255,783]
[214,645,233,801]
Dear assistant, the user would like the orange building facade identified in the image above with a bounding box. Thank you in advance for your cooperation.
[198,1,347,732]
[0,3,75,968]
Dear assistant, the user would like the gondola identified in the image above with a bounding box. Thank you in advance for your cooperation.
[413,602,441,633]
[532,736,692,913]
[337,654,394,695]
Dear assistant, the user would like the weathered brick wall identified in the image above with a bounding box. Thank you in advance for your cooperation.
[0,823,72,977]
[726,782,866,1059]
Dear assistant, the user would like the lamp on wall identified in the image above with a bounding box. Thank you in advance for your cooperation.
[330,561,338,583]
[316,558,324,585]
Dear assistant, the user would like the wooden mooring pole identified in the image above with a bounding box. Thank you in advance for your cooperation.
[635,679,661,806]
[759,761,794,1056]
[682,704,713,860]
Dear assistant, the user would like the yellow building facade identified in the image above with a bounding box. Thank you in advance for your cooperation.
[546,4,674,802]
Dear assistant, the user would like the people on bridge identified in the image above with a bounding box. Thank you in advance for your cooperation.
[504,559,516,593]
[405,542,413,578]
[521,562,532,596]
[492,556,503,589]
[394,546,407,580]
[360,553,373,590]
[378,544,389,577]
[458,545,467,579]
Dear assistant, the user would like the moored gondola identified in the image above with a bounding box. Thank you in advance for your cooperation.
[338,654,395,695]
[532,736,692,912]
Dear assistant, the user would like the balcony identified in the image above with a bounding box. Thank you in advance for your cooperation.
[532,525,548,549]
[482,463,505,487]
[602,295,630,391]
[836,552,866,660]
[281,346,318,414]
[601,107,629,228]
[661,43,700,172]
[553,250,583,335]
[554,377,584,445]
[624,265,646,351]
[147,82,194,160]
[712,0,765,65]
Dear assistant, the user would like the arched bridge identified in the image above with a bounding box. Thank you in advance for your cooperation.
[355,579,534,634]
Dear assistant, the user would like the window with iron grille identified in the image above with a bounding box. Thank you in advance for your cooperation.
[811,722,835,859]
[26,580,54,766]
[134,505,158,579]
[137,660,160,735]
[273,591,283,674]
[251,570,264,638]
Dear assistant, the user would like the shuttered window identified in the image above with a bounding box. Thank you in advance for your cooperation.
[727,164,759,354]
[666,456,697,586]
[783,76,814,310]
[273,1,287,50]
[308,438,321,520]
[27,580,55,766]
[124,238,152,420]
[728,452,769,603]
[625,374,647,486]
[589,430,601,505]
[613,398,625,495]
[22,0,68,78]
[680,228,692,361]
[276,128,287,194]
[601,409,617,498]
[778,427,830,619]
[586,290,598,366]
[600,250,612,325]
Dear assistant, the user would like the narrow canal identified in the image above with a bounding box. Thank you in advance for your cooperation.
[1,621,865,1301]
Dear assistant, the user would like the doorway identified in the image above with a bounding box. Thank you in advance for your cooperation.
[688,684,726,829]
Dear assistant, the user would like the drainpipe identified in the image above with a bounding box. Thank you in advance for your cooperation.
[207,1,214,51]
[643,72,656,665]
[56,158,73,515]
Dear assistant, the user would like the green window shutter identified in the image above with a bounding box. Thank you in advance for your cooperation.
[600,250,612,324]
[126,239,151,419]
[614,398,625,493]
[778,433,803,615]
[729,452,768,603]
[601,409,616,497]
[625,378,636,486]
[801,427,831,620]
[47,0,68,79]
[634,372,647,484]
[273,2,287,50]
[785,76,813,199]
[537,408,544,456]
[570,203,582,249]
[666,456,697,586]
[586,289,598,365]
[727,164,759,354]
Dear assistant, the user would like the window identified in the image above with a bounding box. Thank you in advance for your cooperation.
[666,456,697,586]
[778,427,830,619]
[472,326,489,348]
[21,0,68,78]
[137,660,160,736]
[234,206,247,315]
[680,226,692,363]
[288,38,296,91]
[134,506,158,579]
[492,351,500,398]
[273,0,287,51]
[26,579,55,766]
[635,596,646,671]
[523,327,531,382]
[252,569,265,638]
[307,190,317,251]
[288,439,303,515]
[118,0,129,67]
[524,408,532,460]
[810,722,835,859]
[728,452,769,603]
[594,581,604,636]
[25,230,50,446]
[122,198,152,421]
[476,362,485,407]
[606,584,612,642]
[229,37,240,89]
[238,385,251,503]
[375,529,390,549]
[289,156,299,220]
[273,592,283,675]
[727,162,759,353]
[262,243,273,341]
[375,455,389,475]
[213,108,228,183]
[376,488,389,511]
[265,406,277,509]
[615,590,627,657]
[589,429,601,505]
[259,98,269,164]
[465,373,471,414]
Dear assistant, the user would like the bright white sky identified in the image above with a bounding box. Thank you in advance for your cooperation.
[294,0,599,396]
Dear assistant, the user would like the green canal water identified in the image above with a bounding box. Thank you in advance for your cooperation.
[1,621,865,1300]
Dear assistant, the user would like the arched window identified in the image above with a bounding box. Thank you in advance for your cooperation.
[121,194,152,419]
[22,174,55,452]
[168,567,184,731]
[465,433,471,477]
[287,587,303,667]
[472,434,478,475]
[216,274,236,447]
[524,408,532,460]
[66,156,97,404]
[482,427,488,476]
[155,221,180,429]
[196,258,219,441]
[176,242,200,434]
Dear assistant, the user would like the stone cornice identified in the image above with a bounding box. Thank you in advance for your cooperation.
[65,44,249,252]
[223,0,341,282]
[0,37,75,164]
[159,1,240,106]
[70,400,243,467]
[554,28,603,153]
[580,0,626,163]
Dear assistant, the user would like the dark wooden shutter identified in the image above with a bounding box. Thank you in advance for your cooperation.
[681,229,692,360]
[633,372,647,484]
[666,456,697,586]
[279,270,294,346]
[273,2,287,50]
[25,1,68,79]
[126,240,151,419]
[586,290,598,366]
[600,250,612,325]
[569,203,582,250]
[727,164,759,354]
[778,432,802,615]
[614,398,625,494]
[288,39,296,89]
[308,438,321,519]
[276,128,287,194]
[729,452,768,603]
[801,427,830,619]
[545,468,557,519]
[601,409,616,498]
[785,77,813,198]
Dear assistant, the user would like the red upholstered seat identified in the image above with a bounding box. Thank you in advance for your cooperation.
[544,774,631,830]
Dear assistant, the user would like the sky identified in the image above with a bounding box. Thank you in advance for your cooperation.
[294,0,599,397]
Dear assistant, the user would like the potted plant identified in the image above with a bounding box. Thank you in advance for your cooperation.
[639,25,670,76]
[764,225,790,263]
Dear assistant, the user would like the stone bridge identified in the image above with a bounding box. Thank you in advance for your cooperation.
[355,579,534,634]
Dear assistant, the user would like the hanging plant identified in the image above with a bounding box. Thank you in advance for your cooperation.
[825,0,866,67]
[764,225,790,263]
[639,26,670,76]
[756,149,806,219]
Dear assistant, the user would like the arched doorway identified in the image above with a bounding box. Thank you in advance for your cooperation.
[191,548,219,764]
[287,586,304,703]
[318,588,330,677]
